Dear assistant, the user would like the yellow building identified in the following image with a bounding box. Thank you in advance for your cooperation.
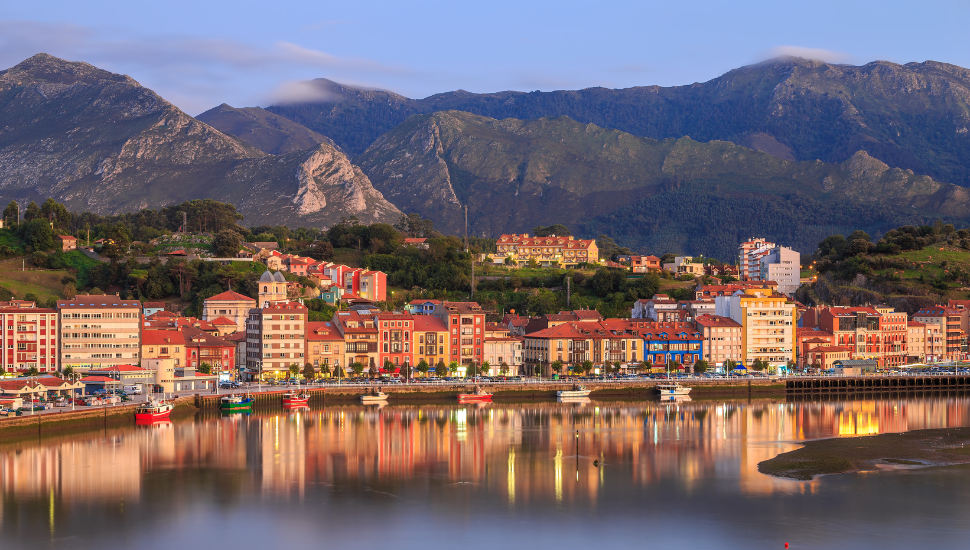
[714,288,795,368]
[495,234,598,267]
[412,315,449,372]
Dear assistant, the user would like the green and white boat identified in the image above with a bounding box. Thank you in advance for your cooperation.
[220,394,254,412]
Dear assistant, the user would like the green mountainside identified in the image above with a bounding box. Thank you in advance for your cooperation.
[355,111,970,259]
[196,104,336,154]
[266,57,970,188]
[0,54,400,227]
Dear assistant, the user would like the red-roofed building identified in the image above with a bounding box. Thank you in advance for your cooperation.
[433,302,486,367]
[183,327,236,376]
[412,315,449,372]
[496,234,599,267]
[331,310,379,374]
[376,312,414,371]
[403,238,428,249]
[246,301,308,380]
[694,315,742,368]
[306,322,344,374]
[203,290,256,333]
[803,345,853,370]
[57,235,77,252]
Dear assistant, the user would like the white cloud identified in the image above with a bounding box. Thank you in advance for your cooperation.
[769,45,852,64]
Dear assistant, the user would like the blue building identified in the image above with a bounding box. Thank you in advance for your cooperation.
[637,324,704,369]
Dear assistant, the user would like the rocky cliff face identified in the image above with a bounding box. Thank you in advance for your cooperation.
[356,110,970,258]
[0,54,399,226]
[268,57,970,186]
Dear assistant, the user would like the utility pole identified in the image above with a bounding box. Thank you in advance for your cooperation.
[464,205,469,253]
[567,276,571,308]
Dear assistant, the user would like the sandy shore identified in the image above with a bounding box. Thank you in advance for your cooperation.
[759,427,970,480]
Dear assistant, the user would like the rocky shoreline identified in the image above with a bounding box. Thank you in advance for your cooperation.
[759,427,970,480]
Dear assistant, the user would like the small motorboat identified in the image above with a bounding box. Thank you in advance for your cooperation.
[557,385,591,399]
[458,386,493,402]
[655,383,692,397]
[135,399,174,423]
[361,390,388,404]
[220,394,254,412]
[282,390,309,407]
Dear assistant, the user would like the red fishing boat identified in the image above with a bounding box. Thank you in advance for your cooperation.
[282,390,309,407]
[135,399,173,424]
[458,386,492,402]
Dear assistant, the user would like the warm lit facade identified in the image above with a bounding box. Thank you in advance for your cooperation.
[714,289,795,368]
[913,307,965,362]
[332,310,380,372]
[0,305,59,374]
[305,321,344,373]
[433,302,486,366]
[495,234,598,267]
[412,315,449,372]
[246,301,307,379]
[377,312,413,370]
[58,295,142,372]
[202,290,256,333]
[693,314,742,368]
[738,238,775,281]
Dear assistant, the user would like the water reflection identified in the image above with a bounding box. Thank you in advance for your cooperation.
[3,395,970,548]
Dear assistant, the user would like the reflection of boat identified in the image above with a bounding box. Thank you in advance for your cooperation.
[557,385,591,399]
[658,394,692,403]
[282,391,309,407]
[361,390,388,404]
[220,394,254,412]
[136,417,173,427]
[558,396,591,405]
[655,383,692,396]
[135,399,173,423]
[458,386,493,402]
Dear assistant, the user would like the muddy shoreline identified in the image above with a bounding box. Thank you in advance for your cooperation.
[759,427,970,480]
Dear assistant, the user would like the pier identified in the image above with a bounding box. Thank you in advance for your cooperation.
[785,375,970,394]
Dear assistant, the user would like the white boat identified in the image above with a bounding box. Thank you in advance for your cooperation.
[557,385,592,398]
[361,390,388,403]
[655,383,692,396]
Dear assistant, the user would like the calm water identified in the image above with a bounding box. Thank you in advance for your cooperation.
[3,396,970,549]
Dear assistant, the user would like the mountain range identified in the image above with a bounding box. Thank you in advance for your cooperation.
[0,54,399,227]
[2,53,970,258]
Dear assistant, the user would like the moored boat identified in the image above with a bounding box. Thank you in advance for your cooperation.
[655,383,692,397]
[458,386,493,402]
[135,399,174,423]
[361,390,388,404]
[557,385,591,399]
[220,394,254,412]
[282,390,309,407]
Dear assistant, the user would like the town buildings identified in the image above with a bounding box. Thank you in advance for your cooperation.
[913,306,966,362]
[245,301,307,379]
[433,302,486,366]
[58,295,142,373]
[738,238,775,281]
[202,290,256,333]
[412,315,449,371]
[331,310,380,372]
[305,321,344,372]
[758,246,800,296]
[376,312,413,371]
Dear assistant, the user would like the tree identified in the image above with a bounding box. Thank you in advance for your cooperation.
[448,361,459,376]
[320,362,331,377]
[602,360,612,376]
[21,218,55,251]
[500,362,509,375]
[3,201,18,225]
[61,366,74,378]
[198,362,213,374]
[466,362,478,378]
[751,358,767,372]
[383,359,395,377]
[351,361,365,377]
[401,362,412,381]
[581,360,594,376]
[481,360,490,377]
[62,282,77,299]
[333,364,345,379]
[533,224,571,237]
[417,359,430,377]
[303,363,316,380]
[25,365,40,376]
[23,201,40,221]
[369,358,380,378]
[307,240,334,261]
[694,359,709,374]
[288,363,301,378]
[435,360,448,377]
[213,229,243,257]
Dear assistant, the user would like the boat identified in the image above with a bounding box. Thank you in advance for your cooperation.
[135,399,174,423]
[360,390,388,404]
[457,386,493,402]
[282,390,309,407]
[557,385,591,399]
[655,383,692,397]
[220,394,254,412]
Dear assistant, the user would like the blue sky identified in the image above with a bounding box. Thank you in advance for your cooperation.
[2,0,968,114]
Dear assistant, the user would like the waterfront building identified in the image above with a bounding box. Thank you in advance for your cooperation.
[483,323,523,375]
[433,302,486,366]
[305,321,344,374]
[714,288,795,368]
[245,301,307,379]
[411,315,449,373]
[331,310,380,373]
[58,295,141,373]
[693,314,742,369]
[376,311,413,372]
[0,304,59,374]
[913,306,965,362]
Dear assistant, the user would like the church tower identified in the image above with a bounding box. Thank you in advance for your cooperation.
[258,270,287,307]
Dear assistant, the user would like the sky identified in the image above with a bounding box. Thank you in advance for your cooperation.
[2,0,969,115]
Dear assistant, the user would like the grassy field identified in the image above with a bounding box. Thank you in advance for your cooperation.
[868,244,970,299]
[0,261,71,301]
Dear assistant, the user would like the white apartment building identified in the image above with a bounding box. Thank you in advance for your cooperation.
[714,288,795,368]
[738,238,775,281]
[58,295,142,372]
[759,246,800,296]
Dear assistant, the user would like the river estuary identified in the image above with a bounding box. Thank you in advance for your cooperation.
[2,395,970,549]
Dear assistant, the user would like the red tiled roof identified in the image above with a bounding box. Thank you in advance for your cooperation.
[210,316,237,325]
[693,314,742,328]
[306,321,344,341]
[142,330,187,346]
[79,376,117,383]
[413,315,448,332]
[206,290,256,302]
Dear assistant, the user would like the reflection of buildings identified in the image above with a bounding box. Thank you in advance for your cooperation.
[5,395,970,522]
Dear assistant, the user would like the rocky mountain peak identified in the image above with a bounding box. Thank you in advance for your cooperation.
[1,53,135,86]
